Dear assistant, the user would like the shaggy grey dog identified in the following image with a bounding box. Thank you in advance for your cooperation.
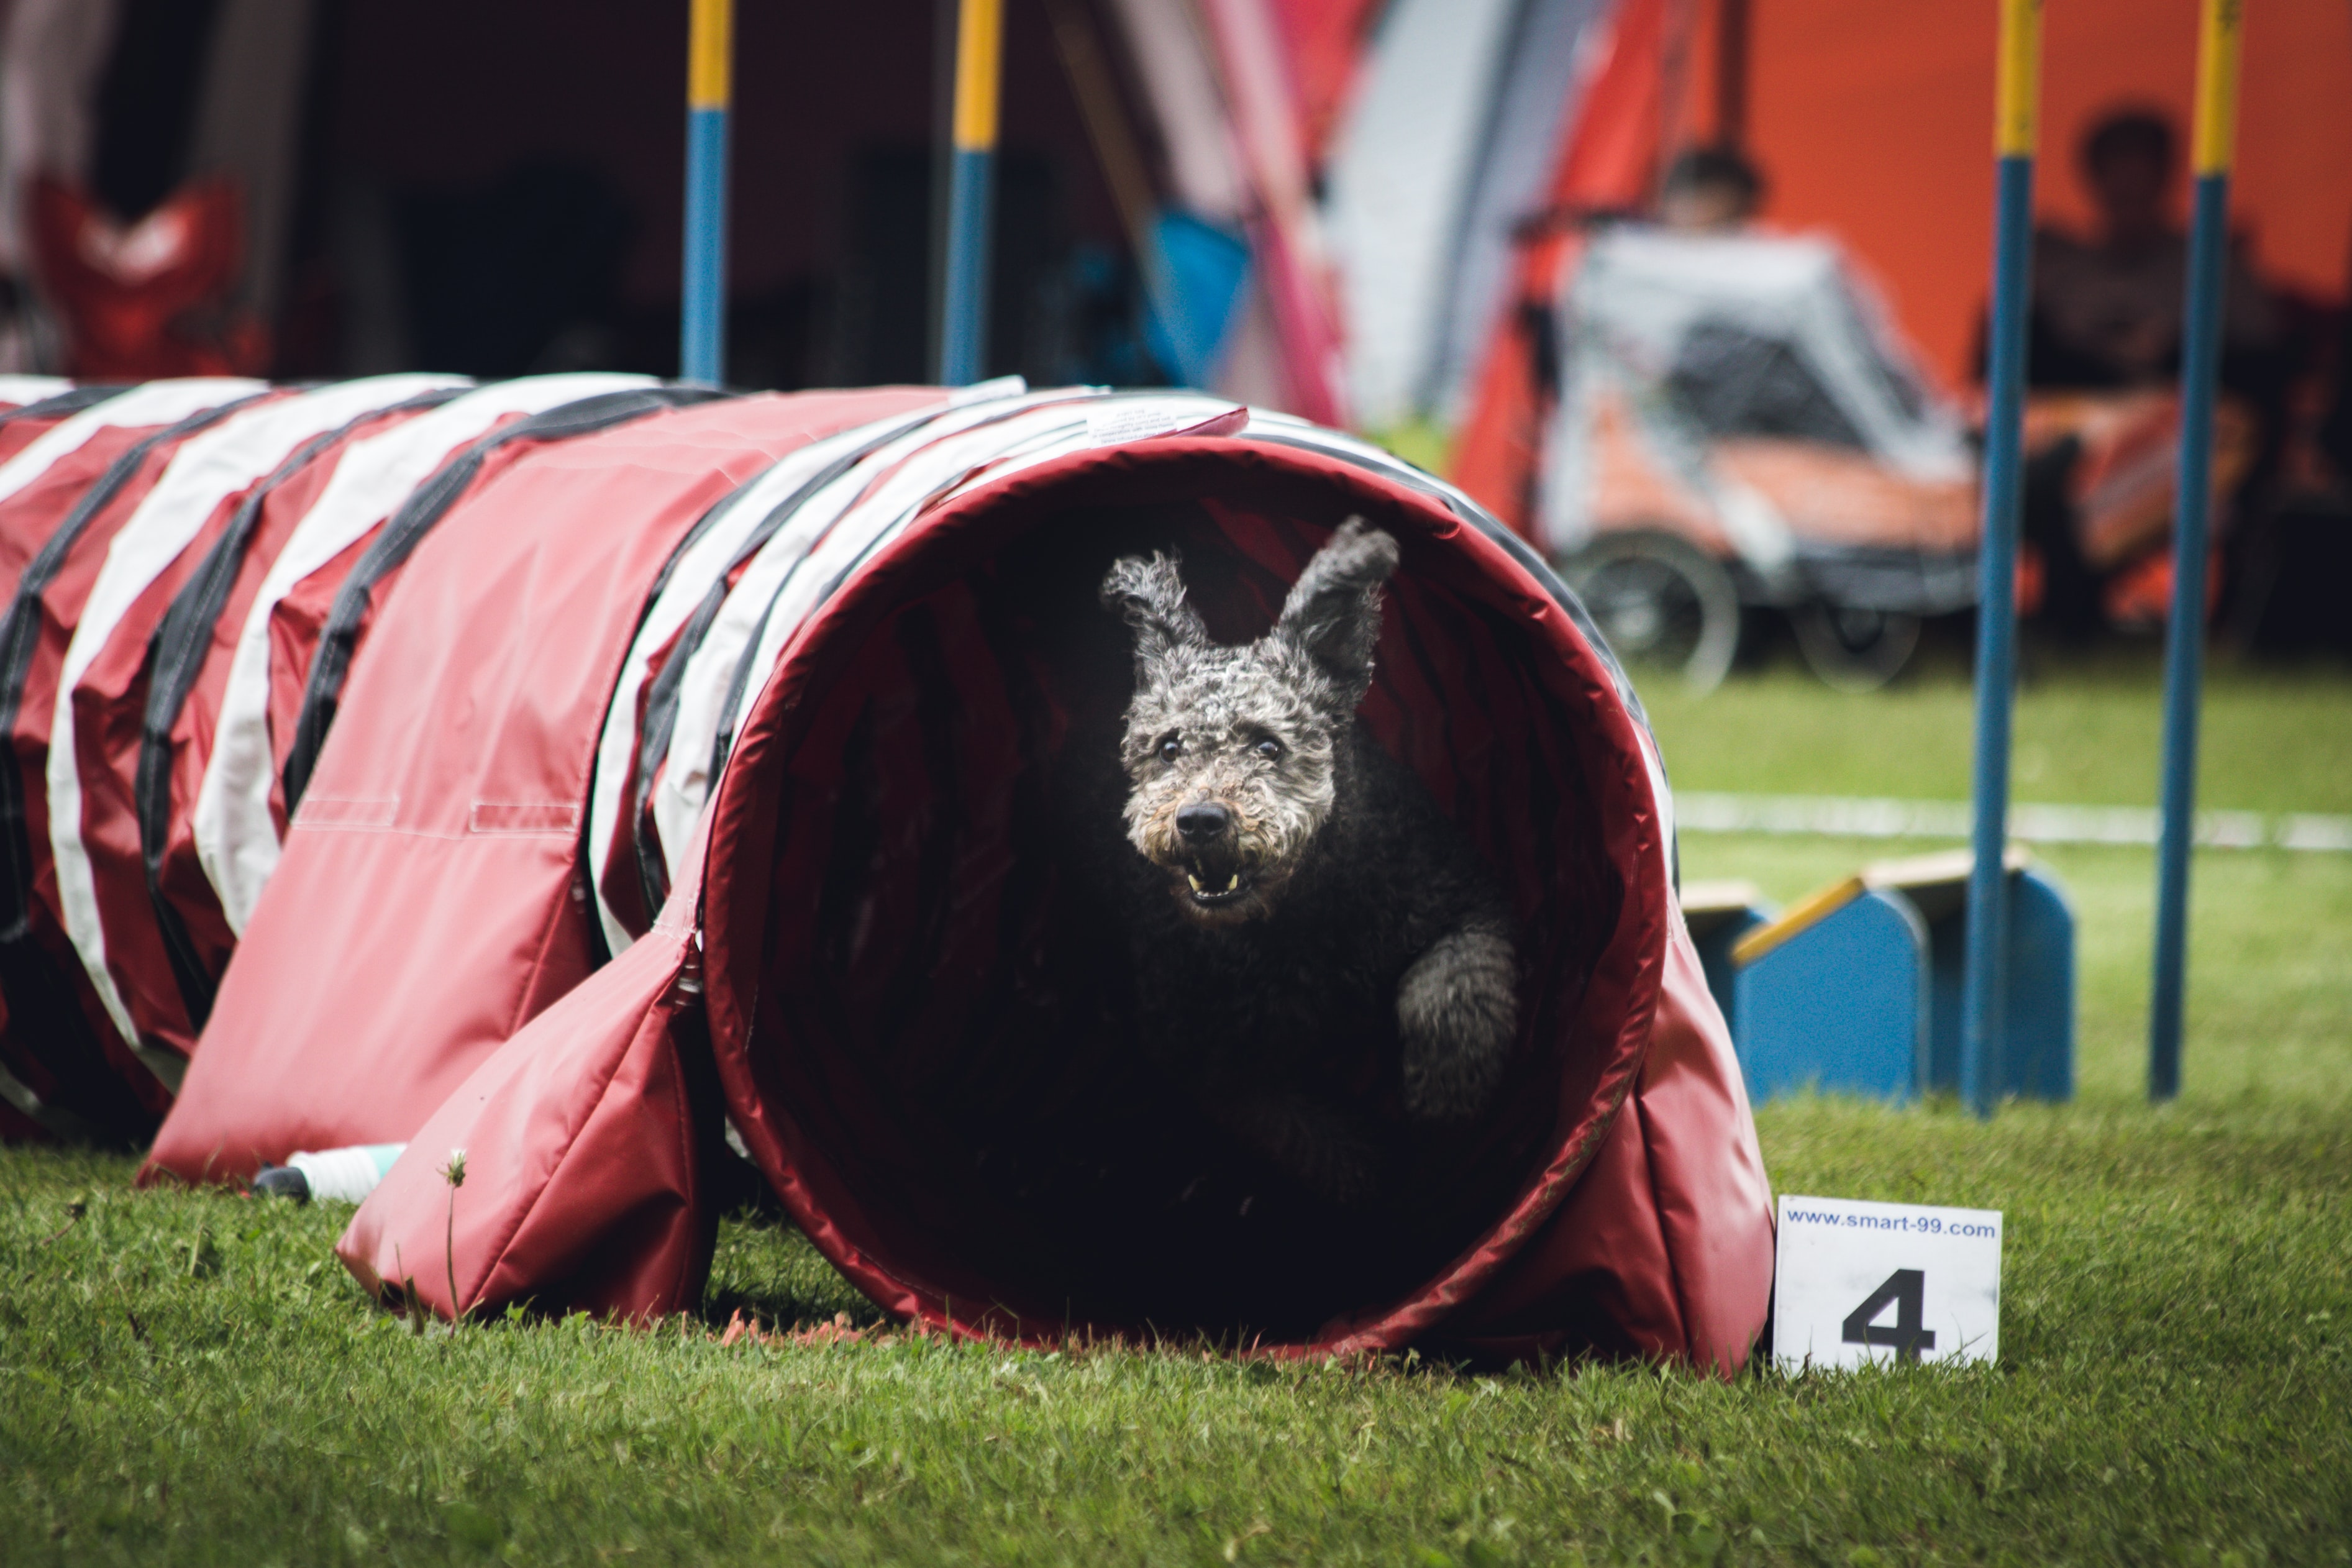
[1098,518,1518,1206]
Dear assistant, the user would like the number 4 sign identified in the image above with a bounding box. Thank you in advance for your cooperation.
[1772,1195,2003,1372]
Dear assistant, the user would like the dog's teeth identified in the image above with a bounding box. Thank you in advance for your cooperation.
[1223,873,1239,892]
[1187,873,1203,892]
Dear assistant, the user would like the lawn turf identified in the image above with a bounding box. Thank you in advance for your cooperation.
[2,656,2348,1566]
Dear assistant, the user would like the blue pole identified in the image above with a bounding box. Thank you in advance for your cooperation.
[1961,0,2041,1121]
[2151,0,2244,1102]
[680,0,733,386]
[940,0,1004,386]
[941,148,995,386]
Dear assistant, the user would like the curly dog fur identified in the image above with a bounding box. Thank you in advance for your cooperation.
[1098,517,1518,1205]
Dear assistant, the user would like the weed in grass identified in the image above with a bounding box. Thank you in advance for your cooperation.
[440,1147,467,1328]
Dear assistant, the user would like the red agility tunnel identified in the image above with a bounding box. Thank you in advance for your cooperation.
[0,378,279,1141]
[306,388,1773,1370]
[0,375,661,1140]
[0,379,1768,1369]
[703,426,1771,1366]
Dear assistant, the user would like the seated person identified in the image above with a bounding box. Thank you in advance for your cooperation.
[1658,145,1766,236]
[2002,110,2292,638]
[2028,109,2278,390]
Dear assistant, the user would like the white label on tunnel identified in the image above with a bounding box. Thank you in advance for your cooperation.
[949,375,1028,407]
[1085,402,1247,447]
[1772,1194,2002,1372]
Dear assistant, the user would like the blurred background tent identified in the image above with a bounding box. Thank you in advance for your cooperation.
[0,0,2341,658]
[1418,0,2352,666]
[1323,0,2352,431]
[0,0,1362,413]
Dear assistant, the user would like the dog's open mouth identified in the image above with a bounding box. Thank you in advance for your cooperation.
[1183,863,1247,905]
[1177,844,1251,908]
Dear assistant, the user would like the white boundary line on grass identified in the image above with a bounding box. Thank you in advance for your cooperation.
[1675,793,2352,853]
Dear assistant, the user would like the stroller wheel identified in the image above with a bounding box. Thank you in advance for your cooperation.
[1791,603,1921,691]
[1559,531,1741,695]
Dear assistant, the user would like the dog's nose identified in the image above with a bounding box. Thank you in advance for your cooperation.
[1175,801,1232,843]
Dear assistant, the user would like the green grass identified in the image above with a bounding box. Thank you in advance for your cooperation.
[1639,646,2352,816]
[4,657,2349,1564]
[1683,837,2352,1111]
[1648,650,2352,1111]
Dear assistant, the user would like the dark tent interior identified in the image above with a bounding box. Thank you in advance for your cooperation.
[76,0,1158,390]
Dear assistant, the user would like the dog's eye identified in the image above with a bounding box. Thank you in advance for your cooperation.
[1254,737,1283,762]
[1157,736,1182,763]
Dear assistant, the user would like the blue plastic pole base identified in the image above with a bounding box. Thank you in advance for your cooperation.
[680,106,730,386]
[2149,170,2231,1103]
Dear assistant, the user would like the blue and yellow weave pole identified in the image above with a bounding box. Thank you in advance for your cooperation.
[680,0,734,385]
[2149,0,2245,1102]
[1960,0,2043,1120]
[940,0,1005,386]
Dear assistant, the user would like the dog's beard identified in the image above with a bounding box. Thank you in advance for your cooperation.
[1160,848,1297,926]
[1125,785,1324,928]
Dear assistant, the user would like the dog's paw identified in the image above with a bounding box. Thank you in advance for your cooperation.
[1397,925,1518,1121]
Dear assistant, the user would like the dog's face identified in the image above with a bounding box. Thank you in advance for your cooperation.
[1102,518,1398,927]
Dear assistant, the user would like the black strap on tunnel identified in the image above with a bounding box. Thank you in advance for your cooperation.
[679,396,1202,913]
[0,385,132,427]
[703,588,782,808]
[640,394,1093,914]
[132,386,467,1029]
[280,385,728,814]
[606,481,773,928]
[696,396,1086,791]
[0,391,271,1131]
[619,408,942,918]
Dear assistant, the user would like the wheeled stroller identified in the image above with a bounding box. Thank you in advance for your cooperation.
[1541,226,1977,690]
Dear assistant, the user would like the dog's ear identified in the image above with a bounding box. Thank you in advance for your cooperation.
[1101,550,1208,665]
[1272,517,1398,703]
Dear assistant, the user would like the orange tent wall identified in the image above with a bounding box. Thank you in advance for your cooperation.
[1705,0,2352,389]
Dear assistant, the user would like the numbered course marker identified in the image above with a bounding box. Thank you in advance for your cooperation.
[1772,1194,2003,1372]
